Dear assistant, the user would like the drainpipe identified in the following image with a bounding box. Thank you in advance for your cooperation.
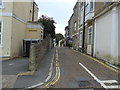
[82,2,86,53]
[32,2,35,21]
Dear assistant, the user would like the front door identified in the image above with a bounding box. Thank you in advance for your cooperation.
[87,26,92,55]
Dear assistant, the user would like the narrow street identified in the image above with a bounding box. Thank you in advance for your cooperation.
[51,47,119,89]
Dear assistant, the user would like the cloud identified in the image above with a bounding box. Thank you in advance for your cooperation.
[4,0,116,2]
[35,0,77,4]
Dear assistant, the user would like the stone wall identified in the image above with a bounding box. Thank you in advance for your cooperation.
[29,35,52,71]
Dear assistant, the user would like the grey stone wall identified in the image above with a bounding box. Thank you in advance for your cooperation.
[29,35,52,71]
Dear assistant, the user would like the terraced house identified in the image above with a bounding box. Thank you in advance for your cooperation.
[68,0,120,66]
[69,1,80,50]
[0,0,44,60]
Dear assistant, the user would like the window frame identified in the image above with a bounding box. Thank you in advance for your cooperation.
[90,2,93,11]
[79,30,83,48]
[0,20,3,47]
[88,26,92,45]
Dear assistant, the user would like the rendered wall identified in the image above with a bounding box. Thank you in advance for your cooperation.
[118,5,120,64]
[94,10,112,60]
[94,7,118,64]
[11,17,26,57]
[0,2,13,13]
[26,28,43,40]
[13,2,33,22]
[0,17,12,58]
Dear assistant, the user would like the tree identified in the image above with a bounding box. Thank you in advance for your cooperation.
[38,15,56,39]
[55,33,64,45]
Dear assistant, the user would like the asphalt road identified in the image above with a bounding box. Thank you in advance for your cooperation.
[51,47,119,89]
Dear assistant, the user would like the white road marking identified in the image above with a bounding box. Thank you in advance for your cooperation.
[8,63,14,66]
[79,63,119,89]
[27,82,44,88]
[27,49,55,89]
[101,80,118,84]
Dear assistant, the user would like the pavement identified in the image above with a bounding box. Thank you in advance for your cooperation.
[2,48,56,89]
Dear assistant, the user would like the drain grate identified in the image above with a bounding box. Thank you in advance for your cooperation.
[78,80,92,88]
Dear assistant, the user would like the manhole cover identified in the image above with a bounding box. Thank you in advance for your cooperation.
[78,80,92,88]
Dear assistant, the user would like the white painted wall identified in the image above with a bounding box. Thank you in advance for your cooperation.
[118,5,120,61]
[94,10,112,59]
[111,6,118,64]
[94,7,119,64]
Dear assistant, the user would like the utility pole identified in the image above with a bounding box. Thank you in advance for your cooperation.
[82,2,86,53]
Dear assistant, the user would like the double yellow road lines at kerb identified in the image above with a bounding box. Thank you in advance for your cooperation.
[73,49,119,73]
[42,48,60,88]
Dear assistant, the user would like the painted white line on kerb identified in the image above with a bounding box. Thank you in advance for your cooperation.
[27,82,44,88]
[101,80,117,83]
[27,49,55,89]
[79,63,119,89]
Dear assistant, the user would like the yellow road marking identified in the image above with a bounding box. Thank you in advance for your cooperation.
[42,47,60,88]
[83,54,119,73]
[73,49,119,73]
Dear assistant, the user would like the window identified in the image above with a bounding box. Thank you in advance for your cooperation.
[104,0,112,6]
[85,1,94,14]
[90,2,93,11]
[79,31,83,47]
[88,27,92,45]
[85,2,89,14]
[0,0,3,8]
[80,8,83,24]
[74,22,77,31]
[0,21,2,46]
[0,0,2,5]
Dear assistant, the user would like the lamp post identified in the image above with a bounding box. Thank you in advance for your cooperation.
[82,2,86,53]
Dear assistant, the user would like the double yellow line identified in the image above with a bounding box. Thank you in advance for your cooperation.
[83,54,120,73]
[42,48,60,88]
[73,49,119,73]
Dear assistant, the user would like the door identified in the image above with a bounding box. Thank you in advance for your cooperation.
[87,26,92,55]
[26,41,31,57]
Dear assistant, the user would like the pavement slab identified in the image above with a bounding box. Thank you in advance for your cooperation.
[2,75,18,88]
[14,48,55,88]
[2,58,29,75]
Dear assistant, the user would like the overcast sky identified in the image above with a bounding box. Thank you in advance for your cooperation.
[35,0,77,35]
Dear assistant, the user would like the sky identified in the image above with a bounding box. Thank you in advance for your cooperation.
[35,0,78,35]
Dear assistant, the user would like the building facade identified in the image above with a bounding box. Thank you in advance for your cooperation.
[0,0,44,60]
[68,1,80,50]
[68,0,120,66]
[93,2,120,65]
